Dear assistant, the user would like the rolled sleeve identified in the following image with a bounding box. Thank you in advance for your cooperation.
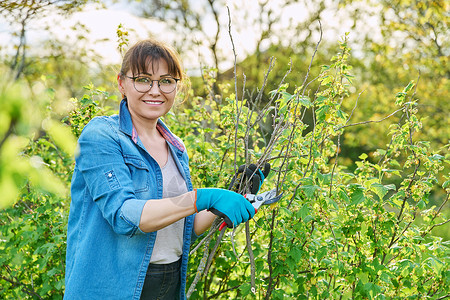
[120,199,147,235]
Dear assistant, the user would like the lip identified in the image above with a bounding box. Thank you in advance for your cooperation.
[142,100,165,105]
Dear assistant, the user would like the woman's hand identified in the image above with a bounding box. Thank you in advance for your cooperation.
[228,163,271,194]
[194,188,255,228]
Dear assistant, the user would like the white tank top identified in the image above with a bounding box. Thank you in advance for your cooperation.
[149,148,188,264]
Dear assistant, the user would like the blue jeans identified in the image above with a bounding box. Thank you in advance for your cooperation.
[140,259,181,300]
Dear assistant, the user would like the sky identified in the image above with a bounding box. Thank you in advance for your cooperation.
[0,0,381,75]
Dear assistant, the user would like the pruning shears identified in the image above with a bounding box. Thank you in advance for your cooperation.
[219,188,283,231]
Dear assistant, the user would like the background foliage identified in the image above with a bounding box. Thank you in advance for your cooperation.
[0,0,448,299]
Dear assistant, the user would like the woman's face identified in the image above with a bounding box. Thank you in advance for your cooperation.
[118,59,177,124]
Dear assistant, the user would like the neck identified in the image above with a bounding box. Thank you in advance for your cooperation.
[131,117,161,141]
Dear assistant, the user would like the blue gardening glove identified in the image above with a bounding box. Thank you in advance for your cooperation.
[228,163,271,194]
[194,188,256,228]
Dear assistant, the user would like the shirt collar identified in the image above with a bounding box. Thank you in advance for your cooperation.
[119,99,185,152]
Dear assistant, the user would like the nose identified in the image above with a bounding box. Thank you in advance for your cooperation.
[147,80,161,95]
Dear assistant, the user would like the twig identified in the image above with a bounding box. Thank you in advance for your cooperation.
[279,20,323,193]
[254,57,277,110]
[187,244,209,298]
[396,155,420,223]
[245,221,256,294]
[329,90,365,197]
[204,228,226,277]
[264,209,277,299]
[190,218,221,255]
[336,107,404,130]
[301,85,320,186]
[187,226,218,298]
[230,227,239,258]
[1,268,42,299]
[206,282,243,299]
[227,6,240,175]
[421,193,450,238]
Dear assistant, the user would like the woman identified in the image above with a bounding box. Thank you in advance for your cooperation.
[64,39,262,300]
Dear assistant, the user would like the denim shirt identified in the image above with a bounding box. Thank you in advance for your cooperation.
[65,99,197,300]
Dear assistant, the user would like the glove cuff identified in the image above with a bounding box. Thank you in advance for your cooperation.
[193,188,199,213]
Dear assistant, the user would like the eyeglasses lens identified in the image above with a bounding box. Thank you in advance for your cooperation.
[133,76,177,93]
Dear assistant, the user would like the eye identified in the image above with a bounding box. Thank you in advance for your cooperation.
[135,76,150,83]
[160,77,175,85]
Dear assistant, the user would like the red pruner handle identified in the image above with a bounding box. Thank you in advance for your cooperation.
[219,208,258,231]
[219,222,227,231]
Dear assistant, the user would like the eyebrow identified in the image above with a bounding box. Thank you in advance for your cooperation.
[139,72,172,78]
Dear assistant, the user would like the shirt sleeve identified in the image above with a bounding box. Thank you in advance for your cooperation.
[75,117,147,237]
[190,213,201,244]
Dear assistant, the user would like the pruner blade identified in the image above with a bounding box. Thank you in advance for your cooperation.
[245,188,283,210]
[218,188,283,231]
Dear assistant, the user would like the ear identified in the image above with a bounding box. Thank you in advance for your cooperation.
[117,74,126,98]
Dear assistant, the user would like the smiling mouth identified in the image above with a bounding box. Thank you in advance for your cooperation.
[143,100,164,105]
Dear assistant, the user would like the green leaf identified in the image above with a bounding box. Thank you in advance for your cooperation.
[298,96,312,108]
[350,187,365,206]
[338,189,350,203]
[404,81,414,92]
[371,183,394,200]
[336,109,347,120]
[321,75,334,86]
[281,91,294,102]
[328,198,339,210]
[357,271,369,284]
[443,180,450,189]
[317,172,332,185]
[316,105,330,122]
[423,257,444,274]
[301,184,319,199]
[317,246,328,260]
[239,283,252,296]
[316,95,327,103]
[299,204,310,219]
[42,118,77,156]
[288,247,303,261]
[417,200,426,209]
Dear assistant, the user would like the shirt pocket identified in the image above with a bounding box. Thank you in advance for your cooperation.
[124,155,150,194]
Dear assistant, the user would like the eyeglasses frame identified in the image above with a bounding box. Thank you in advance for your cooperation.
[123,74,180,94]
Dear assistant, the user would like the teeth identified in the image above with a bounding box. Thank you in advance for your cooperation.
[144,101,162,104]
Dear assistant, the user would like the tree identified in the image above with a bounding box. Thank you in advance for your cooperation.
[338,0,449,151]
[131,0,327,90]
[0,0,97,80]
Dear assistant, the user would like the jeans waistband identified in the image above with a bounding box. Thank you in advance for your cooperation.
[147,258,182,273]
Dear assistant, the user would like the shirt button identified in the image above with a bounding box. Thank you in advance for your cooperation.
[108,173,113,178]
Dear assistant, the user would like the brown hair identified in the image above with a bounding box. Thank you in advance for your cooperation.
[119,39,184,81]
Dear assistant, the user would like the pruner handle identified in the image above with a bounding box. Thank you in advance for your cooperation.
[219,222,227,231]
[218,207,258,231]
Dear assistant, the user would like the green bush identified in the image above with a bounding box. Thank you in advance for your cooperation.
[0,37,448,299]
[172,37,449,299]
[0,83,115,299]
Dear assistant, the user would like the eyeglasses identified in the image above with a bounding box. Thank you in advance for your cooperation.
[124,75,180,94]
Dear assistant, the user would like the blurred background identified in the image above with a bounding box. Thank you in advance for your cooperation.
[1,0,448,232]
[0,1,448,299]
